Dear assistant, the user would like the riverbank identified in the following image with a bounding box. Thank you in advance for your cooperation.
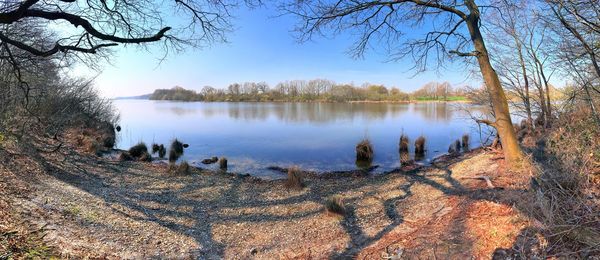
[141,98,472,104]
[1,136,544,259]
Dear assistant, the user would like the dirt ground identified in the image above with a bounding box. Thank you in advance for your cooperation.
[1,142,539,259]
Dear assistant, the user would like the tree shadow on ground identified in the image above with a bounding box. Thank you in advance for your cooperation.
[7,144,555,259]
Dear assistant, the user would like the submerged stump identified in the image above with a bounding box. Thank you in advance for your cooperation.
[356,139,374,169]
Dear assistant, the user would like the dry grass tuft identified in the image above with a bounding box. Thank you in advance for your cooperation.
[169,139,184,163]
[325,196,346,216]
[284,166,305,190]
[151,143,160,154]
[129,142,148,158]
[170,161,191,175]
[356,139,374,162]
[158,144,166,158]
[399,134,409,153]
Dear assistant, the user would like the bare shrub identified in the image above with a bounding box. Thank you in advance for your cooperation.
[285,167,304,190]
[529,106,600,255]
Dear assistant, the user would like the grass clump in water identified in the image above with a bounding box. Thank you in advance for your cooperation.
[129,142,148,158]
[356,139,374,162]
[448,139,461,154]
[415,136,426,156]
[219,157,227,170]
[168,139,185,163]
[399,134,409,153]
[462,134,470,151]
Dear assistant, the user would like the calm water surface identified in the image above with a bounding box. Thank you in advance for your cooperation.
[114,100,488,179]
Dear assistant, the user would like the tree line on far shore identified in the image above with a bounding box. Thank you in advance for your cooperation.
[149,80,469,102]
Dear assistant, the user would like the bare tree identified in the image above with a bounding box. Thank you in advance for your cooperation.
[0,0,241,59]
[283,0,524,167]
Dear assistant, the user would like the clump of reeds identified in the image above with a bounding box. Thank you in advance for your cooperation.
[168,139,185,163]
[462,134,470,151]
[414,136,426,156]
[356,139,374,162]
[399,134,409,153]
[325,196,346,216]
[151,143,160,154]
[219,157,228,170]
[129,142,148,158]
[158,144,166,158]
[448,140,461,154]
[285,166,305,190]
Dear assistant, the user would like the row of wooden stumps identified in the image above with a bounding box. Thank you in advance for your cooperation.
[355,134,428,167]
[448,134,470,154]
[355,133,471,168]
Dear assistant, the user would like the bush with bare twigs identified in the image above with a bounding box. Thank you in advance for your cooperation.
[526,106,600,256]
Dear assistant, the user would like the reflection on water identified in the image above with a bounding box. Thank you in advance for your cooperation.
[115,100,486,179]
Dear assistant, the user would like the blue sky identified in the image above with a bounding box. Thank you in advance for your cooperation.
[83,5,478,98]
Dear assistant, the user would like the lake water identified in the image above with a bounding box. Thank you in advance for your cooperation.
[114,100,490,179]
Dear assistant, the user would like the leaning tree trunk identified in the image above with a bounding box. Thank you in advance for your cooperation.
[465,0,523,167]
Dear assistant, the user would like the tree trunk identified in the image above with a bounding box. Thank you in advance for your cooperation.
[465,0,523,167]
[515,41,533,127]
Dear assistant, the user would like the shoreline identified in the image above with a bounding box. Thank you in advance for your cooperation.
[115,98,472,104]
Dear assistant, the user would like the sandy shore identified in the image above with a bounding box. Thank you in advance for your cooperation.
[1,142,537,259]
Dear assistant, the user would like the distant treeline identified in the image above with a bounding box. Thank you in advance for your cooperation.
[149,80,469,102]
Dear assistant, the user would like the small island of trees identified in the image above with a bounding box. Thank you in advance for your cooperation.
[149,80,468,102]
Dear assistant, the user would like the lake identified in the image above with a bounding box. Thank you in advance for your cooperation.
[114,100,490,179]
